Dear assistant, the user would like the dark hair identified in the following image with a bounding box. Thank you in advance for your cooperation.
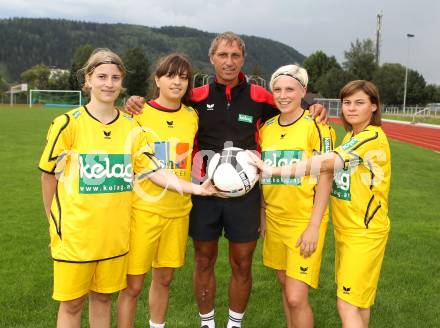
[208,31,246,58]
[339,80,382,131]
[152,53,193,105]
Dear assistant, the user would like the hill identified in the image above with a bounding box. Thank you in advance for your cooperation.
[0,18,305,82]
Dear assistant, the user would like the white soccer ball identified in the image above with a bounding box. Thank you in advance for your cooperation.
[207,147,259,197]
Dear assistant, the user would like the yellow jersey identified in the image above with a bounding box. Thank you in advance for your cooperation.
[133,101,199,218]
[331,125,391,234]
[260,110,335,222]
[39,106,158,262]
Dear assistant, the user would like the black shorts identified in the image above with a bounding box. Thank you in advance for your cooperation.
[189,185,261,242]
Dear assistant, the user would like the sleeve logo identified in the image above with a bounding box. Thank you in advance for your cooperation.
[340,138,359,151]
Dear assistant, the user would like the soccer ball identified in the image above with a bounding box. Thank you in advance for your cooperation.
[207,147,259,197]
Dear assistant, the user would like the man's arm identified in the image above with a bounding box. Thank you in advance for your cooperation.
[124,96,146,115]
[308,103,329,124]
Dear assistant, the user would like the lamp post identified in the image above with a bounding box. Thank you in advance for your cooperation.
[403,33,415,113]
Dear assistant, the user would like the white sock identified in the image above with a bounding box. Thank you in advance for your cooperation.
[149,319,165,328]
[227,309,244,328]
[199,309,215,328]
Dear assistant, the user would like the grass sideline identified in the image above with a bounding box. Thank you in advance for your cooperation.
[0,106,439,327]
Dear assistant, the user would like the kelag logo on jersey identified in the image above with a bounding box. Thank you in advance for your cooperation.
[79,154,133,194]
[154,141,190,171]
[261,150,303,185]
[331,168,351,200]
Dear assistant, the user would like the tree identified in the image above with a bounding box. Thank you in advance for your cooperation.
[425,84,440,103]
[0,72,7,91]
[251,64,263,77]
[21,64,50,89]
[0,73,8,102]
[48,70,70,90]
[373,63,427,105]
[343,39,378,81]
[303,51,340,93]
[69,44,94,90]
[315,67,356,98]
[123,48,150,97]
[406,70,427,105]
[372,63,405,105]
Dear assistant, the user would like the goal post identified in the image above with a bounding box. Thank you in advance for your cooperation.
[29,89,82,108]
[313,98,341,118]
[8,84,28,106]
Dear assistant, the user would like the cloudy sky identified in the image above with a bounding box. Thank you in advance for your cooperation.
[1,0,439,84]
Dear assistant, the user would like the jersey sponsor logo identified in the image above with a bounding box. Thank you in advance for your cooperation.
[323,137,331,153]
[79,154,132,194]
[166,120,174,128]
[154,141,190,171]
[238,114,253,124]
[340,137,359,151]
[122,113,133,121]
[265,118,275,126]
[72,110,81,119]
[331,168,351,200]
[206,104,215,111]
[261,150,303,185]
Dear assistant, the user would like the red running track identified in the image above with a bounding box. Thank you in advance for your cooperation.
[329,118,440,152]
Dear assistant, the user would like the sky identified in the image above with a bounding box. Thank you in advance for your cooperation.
[1,0,439,84]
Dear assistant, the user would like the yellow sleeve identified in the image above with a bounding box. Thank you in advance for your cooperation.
[38,114,72,174]
[311,121,334,154]
[333,129,380,170]
[131,123,163,177]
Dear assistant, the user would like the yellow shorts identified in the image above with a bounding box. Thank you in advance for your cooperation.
[335,229,389,308]
[53,255,128,301]
[263,215,328,288]
[127,209,189,275]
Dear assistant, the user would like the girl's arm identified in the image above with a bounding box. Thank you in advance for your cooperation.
[296,172,333,258]
[249,151,344,179]
[147,169,215,196]
[41,173,57,221]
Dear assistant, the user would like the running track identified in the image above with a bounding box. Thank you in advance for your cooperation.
[329,118,440,152]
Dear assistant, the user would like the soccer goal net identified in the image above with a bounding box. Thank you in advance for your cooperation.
[314,98,341,118]
[29,90,82,108]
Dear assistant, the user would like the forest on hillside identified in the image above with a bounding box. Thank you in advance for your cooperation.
[0,18,305,81]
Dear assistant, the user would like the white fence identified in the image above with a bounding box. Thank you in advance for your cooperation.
[313,98,440,118]
[383,106,439,117]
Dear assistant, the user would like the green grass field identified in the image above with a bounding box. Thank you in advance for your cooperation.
[1,105,439,327]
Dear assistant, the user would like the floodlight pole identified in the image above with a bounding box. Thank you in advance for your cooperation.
[403,33,415,113]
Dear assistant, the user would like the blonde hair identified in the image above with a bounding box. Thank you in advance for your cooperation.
[78,48,126,93]
[208,31,246,58]
[269,64,308,91]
